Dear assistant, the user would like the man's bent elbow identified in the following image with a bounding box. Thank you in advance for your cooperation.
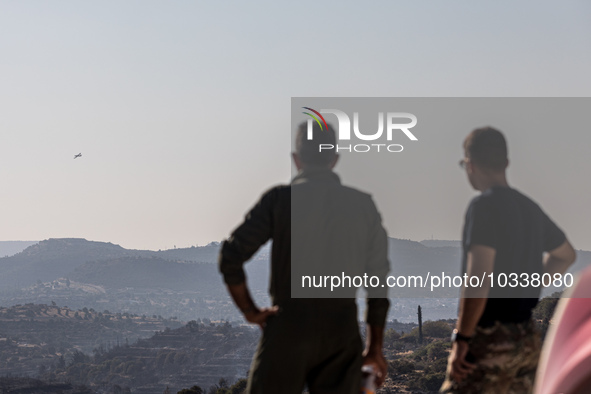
[567,243,577,266]
[557,240,577,266]
[547,240,577,274]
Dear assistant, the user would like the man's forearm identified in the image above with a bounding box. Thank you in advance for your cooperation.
[363,322,388,387]
[457,275,491,335]
[365,298,388,357]
[457,245,495,335]
[365,323,385,354]
[543,256,571,276]
[457,297,488,336]
[543,240,576,276]
[226,282,258,314]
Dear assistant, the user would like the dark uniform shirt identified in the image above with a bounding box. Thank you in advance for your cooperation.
[462,186,566,327]
[219,168,390,326]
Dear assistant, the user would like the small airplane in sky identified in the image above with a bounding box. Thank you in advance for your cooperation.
[74,153,82,159]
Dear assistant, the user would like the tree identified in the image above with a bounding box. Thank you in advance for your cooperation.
[417,305,423,344]
[178,386,204,394]
[384,328,401,347]
[407,320,452,339]
[390,359,415,374]
[217,378,228,389]
[69,350,89,366]
[413,340,450,361]
[56,355,66,370]
[422,320,453,338]
[229,379,247,393]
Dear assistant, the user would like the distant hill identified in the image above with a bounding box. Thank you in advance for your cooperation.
[388,238,461,276]
[0,238,271,321]
[3,236,461,295]
[1,237,589,322]
[153,241,224,263]
[67,249,269,293]
[0,239,132,289]
[0,238,272,291]
[0,239,254,290]
[0,241,38,257]
[420,240,461,248]
[69,256,220,291]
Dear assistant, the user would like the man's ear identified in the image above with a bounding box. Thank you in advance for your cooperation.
[466,159,475,175]
[292,152,302,171]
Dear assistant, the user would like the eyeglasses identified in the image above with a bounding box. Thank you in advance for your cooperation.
[458,159,468,169]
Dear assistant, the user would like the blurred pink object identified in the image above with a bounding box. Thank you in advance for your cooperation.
[535,266,591,394]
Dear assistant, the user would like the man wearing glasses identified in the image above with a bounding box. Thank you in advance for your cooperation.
[441,127,576,393]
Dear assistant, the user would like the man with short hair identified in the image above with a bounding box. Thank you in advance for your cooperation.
[441,127,576,393]
[219,121,390,393]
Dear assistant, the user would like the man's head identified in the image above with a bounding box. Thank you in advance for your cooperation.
[293,121,339,170]
[461,127,509,191]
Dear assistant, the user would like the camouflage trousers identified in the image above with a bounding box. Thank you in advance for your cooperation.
[440,319,541,394]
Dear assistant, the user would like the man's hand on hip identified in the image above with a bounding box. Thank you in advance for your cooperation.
[362,348,388,387]
[226,282,278,329]
[244,306,279,329]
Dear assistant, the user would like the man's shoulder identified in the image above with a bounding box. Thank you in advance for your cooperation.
[467,191,496,212]
[467,188,549,229]
[339,183,372,197]
[261,184,291,196]
[289,174,374,203]
[269,183,374,201]
[471,187,541,210]
[251,184,290,208]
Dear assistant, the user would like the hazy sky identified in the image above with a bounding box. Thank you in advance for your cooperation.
[1,1,590,251]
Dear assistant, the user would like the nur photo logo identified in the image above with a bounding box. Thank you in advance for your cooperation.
[302,107,418,153]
